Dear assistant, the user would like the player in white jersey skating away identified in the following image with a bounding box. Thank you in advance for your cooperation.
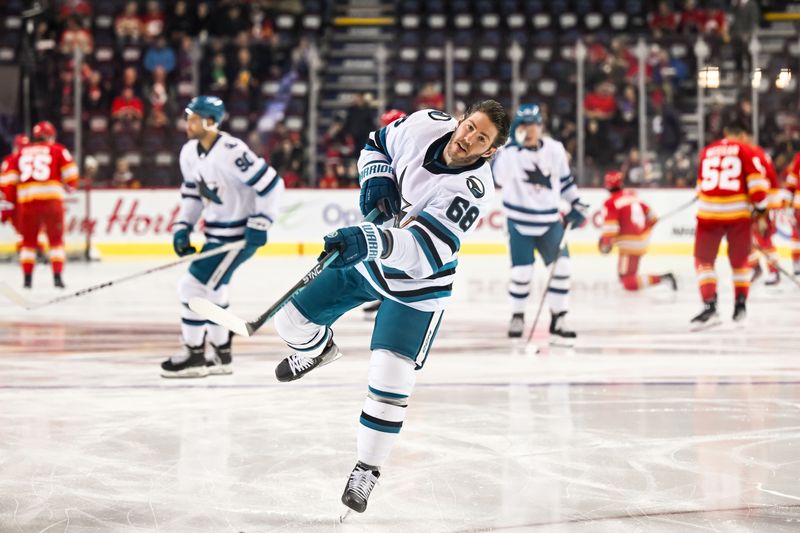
[161,96,284,378]
[270,101,510,514]
[492,103,586,341]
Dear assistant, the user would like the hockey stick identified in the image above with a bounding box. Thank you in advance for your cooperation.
[753,242,800,290]
[655,196,697,224]
[524,224,571,352]
[189,208,382,337]
[0,241,244,310]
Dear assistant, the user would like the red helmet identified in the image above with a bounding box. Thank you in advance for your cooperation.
[380,109,406,127]
[604,170,623,191]
[13,134,29,152]
[32,121,57,141]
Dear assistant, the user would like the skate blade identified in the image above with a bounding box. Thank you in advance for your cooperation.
[160,368,209,379]
[319,350,343,368]
[689,318,722,332]
[549,338,575,348]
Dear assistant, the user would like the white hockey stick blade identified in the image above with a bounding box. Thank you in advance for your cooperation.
[188,297,251,337]
[0,282,37,309]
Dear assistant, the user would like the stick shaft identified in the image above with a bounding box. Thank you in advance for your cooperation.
[243,208,382,335]
[656,196,697,224]
[525,224,570,344]
[753,242,800,289]
[25,241,244,309]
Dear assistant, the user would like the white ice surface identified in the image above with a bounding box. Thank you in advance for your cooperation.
[1,253,800,532]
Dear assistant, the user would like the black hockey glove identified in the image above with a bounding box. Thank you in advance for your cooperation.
[359,176,400,224]
[321,222,391,269]
[172,225,196,256]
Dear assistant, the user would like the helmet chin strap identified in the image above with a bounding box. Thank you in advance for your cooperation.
[201,118,219,133]
[514,125,527,145]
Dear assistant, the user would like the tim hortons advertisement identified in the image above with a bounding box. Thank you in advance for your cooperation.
[0,188,793,256]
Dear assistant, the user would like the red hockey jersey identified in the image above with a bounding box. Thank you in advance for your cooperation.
[696,138,767,222]
[600,189,657,256]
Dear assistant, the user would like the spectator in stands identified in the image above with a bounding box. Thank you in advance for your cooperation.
[59,15,93,55]
[653,98,683,158]
[616,84,638,149]
[145,67,173,128]
[194,2,212,38]
[649,1,678,36]
[142,0,166,41]
[176,35,196,82]
[213,4,252,38]
[119,66,143,99]
[207,53,229,93]
[265,33,290,78]
[270,137,304,188]
[168,1,195,43]
[111,87,144,132]
[144,36,176,75]
[319,164,339,189]
[585,80,617,121]
[115,1,143,43]
[413,82,445,111]
[111,157,141,189]
[342,93,375,151]
[84,71,108,114]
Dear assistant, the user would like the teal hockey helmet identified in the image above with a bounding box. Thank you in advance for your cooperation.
[185,95,226,125]
[510,103,543,145]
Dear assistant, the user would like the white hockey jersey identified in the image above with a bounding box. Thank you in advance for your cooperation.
[356,109,496,312]
[492,137,580,236]
[176,132,284,242]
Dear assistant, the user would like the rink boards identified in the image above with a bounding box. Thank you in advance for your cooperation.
[0,188,796,256]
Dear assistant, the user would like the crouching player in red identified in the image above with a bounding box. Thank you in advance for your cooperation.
[598,170,676,291]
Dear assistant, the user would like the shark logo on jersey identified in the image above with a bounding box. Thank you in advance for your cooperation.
[524,165,551,190]
[466,176,485,198]
[396,167,412,224]
[198,176,223,204]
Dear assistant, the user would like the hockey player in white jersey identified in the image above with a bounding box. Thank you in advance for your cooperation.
[270,101,510,514]
[492,103,586,341]
[161,96,284,378]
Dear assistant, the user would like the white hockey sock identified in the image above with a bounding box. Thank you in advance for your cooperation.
[358,397,407,468]
[509,265,533,314]
[545,256,570,314]
[357,349,416,468]
[273,301,329,357]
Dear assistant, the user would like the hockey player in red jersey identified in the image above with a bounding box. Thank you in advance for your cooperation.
[0,121,78,289]
[784,151,800,275]
[0,134,30,238]
[745,136,781,285]
[598,170,676,291]
[691,115,768,329]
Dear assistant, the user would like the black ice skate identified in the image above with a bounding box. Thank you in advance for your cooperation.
[341,462,380,513]
[23,273,32,289]
[508,313,524,338]
[53,273,65,289]
[161,343,208,378]
[690,298,721,331]
[662,273,678,291]
[549,311,576,346]
[274,336,341,382]
[732,295,747,322]
[764,271,780,286]
[207,334,233,375]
